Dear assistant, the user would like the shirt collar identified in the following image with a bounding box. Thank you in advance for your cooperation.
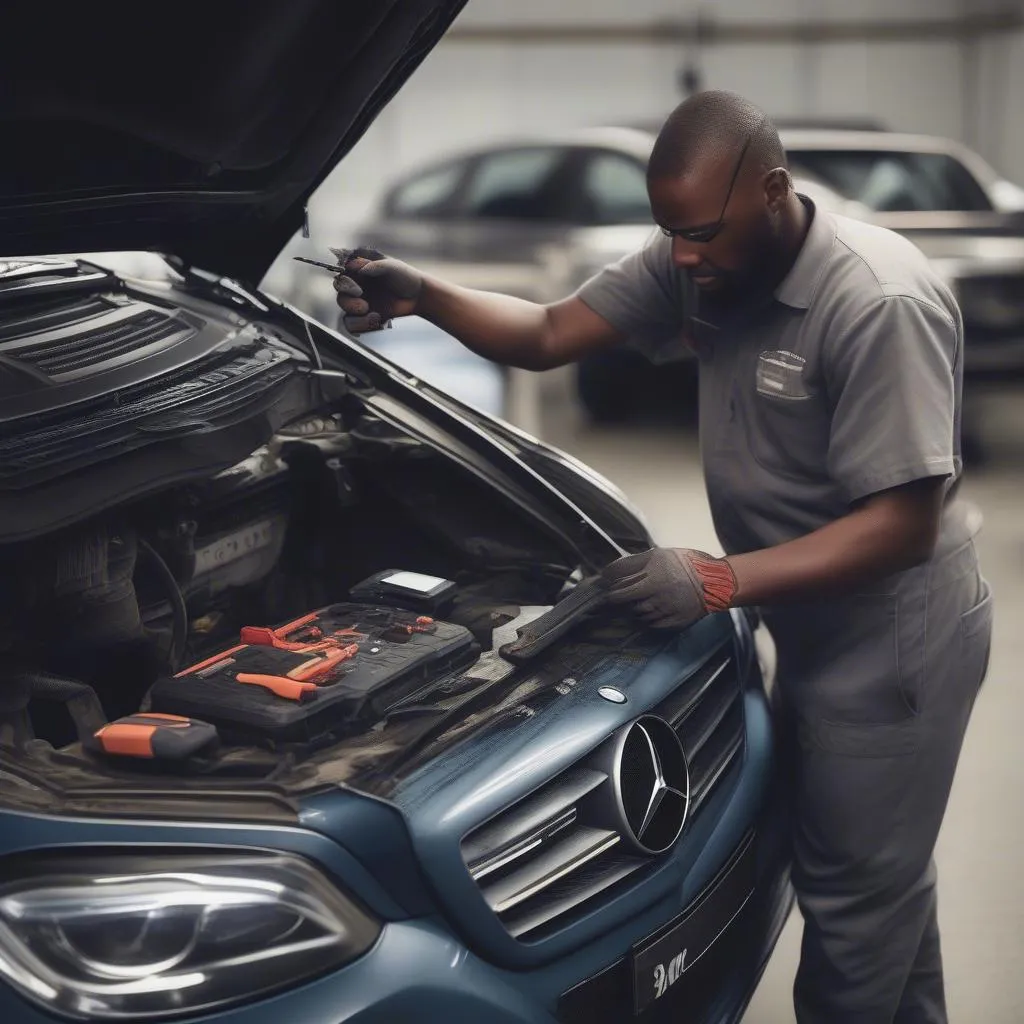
[773,196,837,310]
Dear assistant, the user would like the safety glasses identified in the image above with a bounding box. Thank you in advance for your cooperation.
[659,119,761,245]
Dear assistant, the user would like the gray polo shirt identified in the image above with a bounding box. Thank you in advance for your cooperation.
[575,198,964,556]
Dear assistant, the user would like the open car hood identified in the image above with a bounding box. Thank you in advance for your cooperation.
[0,1,467,282]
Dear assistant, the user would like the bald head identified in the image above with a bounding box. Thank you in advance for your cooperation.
[648,90,786,184]
[643,91,807,308]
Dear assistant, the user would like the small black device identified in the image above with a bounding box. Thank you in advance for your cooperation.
[349,570,458,615]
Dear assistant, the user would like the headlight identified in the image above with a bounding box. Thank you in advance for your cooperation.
[0,851,380,1020]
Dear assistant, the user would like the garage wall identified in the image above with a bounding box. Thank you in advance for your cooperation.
[971,14,1024,187]
[303,0,1024,243]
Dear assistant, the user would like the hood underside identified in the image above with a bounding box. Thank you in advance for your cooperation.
[0,1,467,282]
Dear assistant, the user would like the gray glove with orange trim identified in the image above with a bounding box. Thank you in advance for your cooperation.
[600,547,738,631]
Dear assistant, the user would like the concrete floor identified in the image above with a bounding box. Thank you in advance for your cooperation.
[531,371,1024,1024]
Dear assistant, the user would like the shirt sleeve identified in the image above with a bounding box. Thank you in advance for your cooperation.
[574,231,688,362]
[824,293,961,503]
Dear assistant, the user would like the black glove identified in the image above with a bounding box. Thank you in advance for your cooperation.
[600,547,737,631]
[331,247,423,334]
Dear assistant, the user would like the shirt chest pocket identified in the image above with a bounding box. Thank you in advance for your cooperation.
[742,350,832,481]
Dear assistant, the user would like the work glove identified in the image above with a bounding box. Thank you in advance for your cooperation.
[600,547,737,631]
[331,246,424,334]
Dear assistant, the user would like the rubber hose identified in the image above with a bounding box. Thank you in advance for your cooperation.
[137,538,189,671]
[8,670,108,741]
[11,671,95,701]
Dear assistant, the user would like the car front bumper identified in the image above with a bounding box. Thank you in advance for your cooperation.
[0,686,792,1024]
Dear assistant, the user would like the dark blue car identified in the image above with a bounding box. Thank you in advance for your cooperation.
[0,2,792,1021]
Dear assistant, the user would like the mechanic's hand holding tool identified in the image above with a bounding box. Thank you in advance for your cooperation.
[323,247,736,636]
[329,247,424,334]
[600,547,738,631]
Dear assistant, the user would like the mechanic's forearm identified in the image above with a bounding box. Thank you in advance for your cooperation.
[416,276,559,370]
[725,499,935,607]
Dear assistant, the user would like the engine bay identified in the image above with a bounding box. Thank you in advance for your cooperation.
[0,403,600,804]
[0,259,648,819]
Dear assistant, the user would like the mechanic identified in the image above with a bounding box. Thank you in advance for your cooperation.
[331,90,993,1024]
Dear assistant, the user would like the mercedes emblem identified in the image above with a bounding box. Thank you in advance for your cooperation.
[613,716,690,855]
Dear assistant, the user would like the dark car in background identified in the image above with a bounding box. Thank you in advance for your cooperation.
[347,123,1024,426]
[0,4,791,1023]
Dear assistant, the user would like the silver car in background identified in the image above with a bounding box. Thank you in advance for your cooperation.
[273,123,1024,427]
[778,127,1024,383]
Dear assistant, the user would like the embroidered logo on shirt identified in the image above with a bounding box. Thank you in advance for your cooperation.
[756,350,811,400]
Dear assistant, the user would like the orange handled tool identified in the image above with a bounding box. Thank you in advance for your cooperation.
[89,714,219,760]
[175,645,245,678]
[287,644,360,682]
[235,673,319,702]
[241,613,338,654]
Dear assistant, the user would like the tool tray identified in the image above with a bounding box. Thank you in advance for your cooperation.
[149,603,478,744]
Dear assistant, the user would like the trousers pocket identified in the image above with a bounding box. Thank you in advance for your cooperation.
[960,578,994,689]
[804,715,917,758]
[773,594,910,725]
[961,579,993,641]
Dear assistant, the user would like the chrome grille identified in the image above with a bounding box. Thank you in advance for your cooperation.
[461,641,744,943]
[654,646,745,819]
[462,767,634,939]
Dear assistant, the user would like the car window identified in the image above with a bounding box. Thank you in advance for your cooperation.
[787,149,992,212]
[580,152,653,225]
[462,148,567,221]
[388,162,465,218]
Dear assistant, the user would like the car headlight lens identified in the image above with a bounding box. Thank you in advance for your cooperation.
[0,851,380,1020]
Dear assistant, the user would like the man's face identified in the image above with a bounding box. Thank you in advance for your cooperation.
[647,155,786,308]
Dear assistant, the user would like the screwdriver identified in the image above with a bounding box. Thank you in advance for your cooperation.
[293,256,346,273]
[293,255,393,331]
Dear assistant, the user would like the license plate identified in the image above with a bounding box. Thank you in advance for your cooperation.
[632,835,756,1016]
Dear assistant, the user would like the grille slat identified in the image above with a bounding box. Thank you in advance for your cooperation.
[463,768,606,873]
[662,651,742,824]
[460,642,746,943]
[501,851,645,940]
[480,826,621,915]
[657,648,732,729]
[687,704,745,816]
[678,684,741,762]
[689,736,744,818]
[471,808,578,882]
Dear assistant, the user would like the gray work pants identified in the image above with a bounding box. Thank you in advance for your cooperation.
[765,534,993,1023]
